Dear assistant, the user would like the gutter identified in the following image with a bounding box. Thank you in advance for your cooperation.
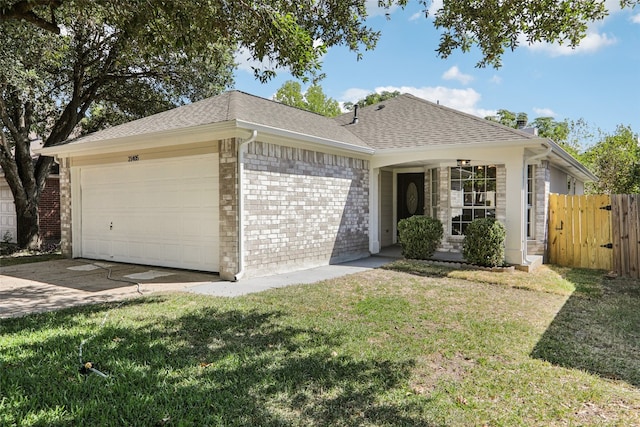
[233,129,258,282]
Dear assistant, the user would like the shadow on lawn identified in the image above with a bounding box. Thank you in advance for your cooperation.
[1,296,436,426]
[531,268,640,388]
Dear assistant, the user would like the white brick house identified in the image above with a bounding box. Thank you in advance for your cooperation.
[38,91,595,279]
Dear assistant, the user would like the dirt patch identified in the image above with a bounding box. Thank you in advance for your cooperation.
[410,352,476,396]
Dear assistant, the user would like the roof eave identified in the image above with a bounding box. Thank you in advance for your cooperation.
[544,138,598,182]
[35,122,239,157]
[235,120,374,155]
[373,138,546,156]
[34,119,374,159]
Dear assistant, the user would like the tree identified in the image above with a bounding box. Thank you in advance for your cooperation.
[1,1,382,248]
[581,125,640,194]
[485,109,528,128]
[273,81,342,117]
[5,1,636,69]
[3,0,637,248]
[343,91,401,111]
[531,117,569,143]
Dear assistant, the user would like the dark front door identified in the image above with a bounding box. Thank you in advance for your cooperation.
[397,173,425,222]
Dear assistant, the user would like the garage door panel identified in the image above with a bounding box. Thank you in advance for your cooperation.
[80,155,219,271]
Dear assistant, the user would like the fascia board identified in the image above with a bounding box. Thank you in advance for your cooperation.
[35,119,375,158]
[544,139,597,182]
[373,138,545,157]
[235,120,375,155]
[372,137,596,182]
[35,121,239,157]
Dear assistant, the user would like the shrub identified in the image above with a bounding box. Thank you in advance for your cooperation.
[463,218,506,267]
[397,216,444,260]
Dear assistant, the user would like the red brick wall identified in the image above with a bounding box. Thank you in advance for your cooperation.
[38,177,61,241]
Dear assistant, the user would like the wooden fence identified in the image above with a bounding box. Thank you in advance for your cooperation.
[548,194,640,279]
[611,194,640,279]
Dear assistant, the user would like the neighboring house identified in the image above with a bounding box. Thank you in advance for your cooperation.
[38,91,595,279]
[0,164,61,244]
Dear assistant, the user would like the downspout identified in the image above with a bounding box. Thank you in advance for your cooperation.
[521,144,552,265]
[234,130,258,281]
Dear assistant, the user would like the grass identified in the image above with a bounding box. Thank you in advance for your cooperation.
[0,243,63,267]
[1,260,639,426]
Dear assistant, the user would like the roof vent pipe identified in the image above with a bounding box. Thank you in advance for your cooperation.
[352,104,359,124]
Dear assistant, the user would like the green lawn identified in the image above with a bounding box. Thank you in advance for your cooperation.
[1,261,639,426]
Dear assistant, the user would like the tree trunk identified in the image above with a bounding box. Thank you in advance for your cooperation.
[14,192,42,249]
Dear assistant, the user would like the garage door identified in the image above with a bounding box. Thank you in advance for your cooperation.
[80,154,219,272]
[0,179,17,243]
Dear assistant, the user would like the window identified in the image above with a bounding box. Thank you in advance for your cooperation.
[527,165,535,238]
[429,168,439,219]
[450,165,496,235]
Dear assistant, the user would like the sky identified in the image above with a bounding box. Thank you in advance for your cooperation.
[232,1,640,144]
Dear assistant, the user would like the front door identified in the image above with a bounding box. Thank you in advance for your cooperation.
[397,173,425,223]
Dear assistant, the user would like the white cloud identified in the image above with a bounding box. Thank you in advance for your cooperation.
[340,88,372,105]
[234,47,279,74]
[442,66,474,85]
[408,0,441,20]
[365,0,397,17]
[490,75,502,84]
[632,14,640,24]
[533,107,557,117]
[428,0,443,16]
[348,85,493,117]
[524,31,617,56]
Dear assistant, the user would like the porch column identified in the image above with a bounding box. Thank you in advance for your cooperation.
[369,166,380,254]
[504,153,526,265]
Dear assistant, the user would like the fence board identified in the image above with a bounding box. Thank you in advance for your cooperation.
[549,193,639,278]
[612,194,640,279]
[629,195,639,279]
[548,194,612,270]
[593,194,613,271]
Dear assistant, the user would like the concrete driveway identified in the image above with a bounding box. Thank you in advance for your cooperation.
[0,259,219,319]
[1,253,400,319]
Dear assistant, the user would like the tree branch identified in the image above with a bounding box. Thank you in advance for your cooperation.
[0,94,21,141]
[1,0,63,33]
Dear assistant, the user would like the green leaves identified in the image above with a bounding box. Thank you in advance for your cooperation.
[397,215,444,260]
[582,125,640,194]
[273,80,341,117]
[463,218,506,267]
[433,0,609,68]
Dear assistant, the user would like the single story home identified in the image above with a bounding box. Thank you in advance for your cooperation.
[38,91,595,280]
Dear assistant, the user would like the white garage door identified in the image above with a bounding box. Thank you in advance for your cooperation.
[80,154,219,272]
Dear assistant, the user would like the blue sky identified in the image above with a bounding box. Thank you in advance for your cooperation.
[233,1,639,143]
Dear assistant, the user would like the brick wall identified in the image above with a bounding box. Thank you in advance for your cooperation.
[242,141,370,276]
[59,159,72,256]
[218,138,239,280]
[528,161,551,256]
[38,176,61,242]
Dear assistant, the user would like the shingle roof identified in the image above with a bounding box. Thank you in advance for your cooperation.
[63,91,368,148]
[333,93,538,150]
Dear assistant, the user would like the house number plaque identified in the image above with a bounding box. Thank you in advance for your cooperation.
[128,155,140,162]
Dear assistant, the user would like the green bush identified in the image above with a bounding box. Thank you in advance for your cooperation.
[462,218,506,267]
[397,216,444,260]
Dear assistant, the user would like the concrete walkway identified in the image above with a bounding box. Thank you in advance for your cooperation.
[0,254,400,318]
[187,256,398,297]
